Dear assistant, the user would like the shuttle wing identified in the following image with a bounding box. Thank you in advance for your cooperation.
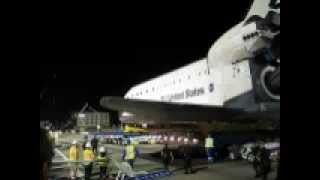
[100,96,279,123]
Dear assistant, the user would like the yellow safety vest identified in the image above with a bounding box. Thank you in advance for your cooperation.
[83,149,94,162]
[69,145,79,161]
[125,145,136,160]
[205,138,214,148]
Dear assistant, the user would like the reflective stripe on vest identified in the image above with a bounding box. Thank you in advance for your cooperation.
[125,145,136,160]
[97,156,108,167]
[205,138,214,148]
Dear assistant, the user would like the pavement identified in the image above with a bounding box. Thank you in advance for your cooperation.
[49,134,278,180]
[164,161,277,180]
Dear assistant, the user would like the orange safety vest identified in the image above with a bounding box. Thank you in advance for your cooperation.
[83,149,94,162]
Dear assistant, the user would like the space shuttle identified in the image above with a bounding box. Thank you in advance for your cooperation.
[100,0,280,128]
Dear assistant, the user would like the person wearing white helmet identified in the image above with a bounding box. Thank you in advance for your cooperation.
[99,146,105,153]
[83,142,94,180]
[82,135,88,150]
[85,142,92,148]
[68,140,79,179]
[97,146,110,179]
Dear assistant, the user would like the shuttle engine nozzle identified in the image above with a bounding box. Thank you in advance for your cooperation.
[260,66,280,101]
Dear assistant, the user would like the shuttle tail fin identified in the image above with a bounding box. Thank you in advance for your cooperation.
[244,0,280,21]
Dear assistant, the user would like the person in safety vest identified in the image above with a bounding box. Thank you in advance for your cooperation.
[83,142,95,180]
[68,140,80,179]
[122,139,139,168]
[96,146,110,179]
[205,134,215,163]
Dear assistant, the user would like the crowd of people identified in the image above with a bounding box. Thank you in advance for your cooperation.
[39,131,112,180]
[40,130,280,180]
[70,136,111,180]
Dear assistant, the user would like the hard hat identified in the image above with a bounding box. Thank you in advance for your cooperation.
[99,147,106,153]
[85,142,92,148]
[72,140,77,145]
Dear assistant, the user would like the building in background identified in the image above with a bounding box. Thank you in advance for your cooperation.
[74,103,111,131]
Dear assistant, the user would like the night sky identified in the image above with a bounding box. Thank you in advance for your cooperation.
[40,0,252,121]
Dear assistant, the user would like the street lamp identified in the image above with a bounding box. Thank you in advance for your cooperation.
[184,138,189,144]
[193,138,199,144]
[142,123,148,128]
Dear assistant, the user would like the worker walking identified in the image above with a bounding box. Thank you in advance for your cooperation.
[161,144,174,171]
[182,143,193,174]
[91,136,98,154]
[97,146,110,179]
[68,140,80,179]
[83,142,95,180]
[259,145,271,180]
[252,141,271,180]
[252,142,262,178]
[122,140,139,168]
[205,134,215,163]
